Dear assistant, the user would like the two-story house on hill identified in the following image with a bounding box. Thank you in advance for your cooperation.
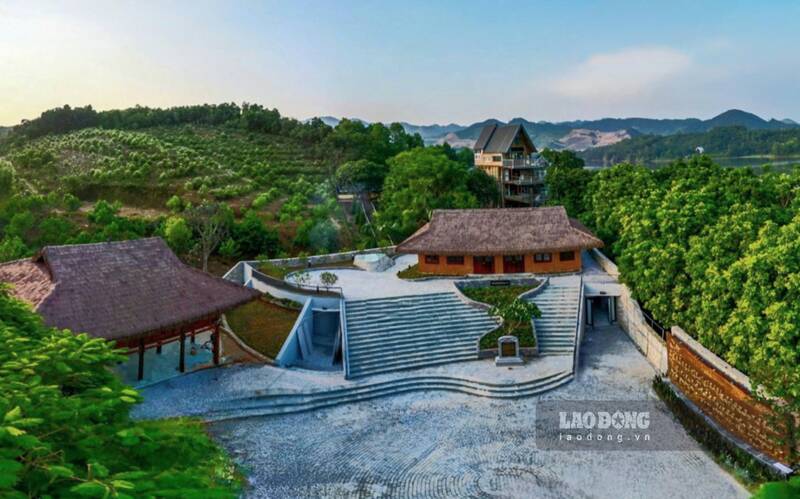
[473,123,548,207]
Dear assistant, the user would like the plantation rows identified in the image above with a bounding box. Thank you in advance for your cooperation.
[3,125,330,204]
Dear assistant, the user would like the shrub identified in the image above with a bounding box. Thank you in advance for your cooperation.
[166,194,184,213]
[218,238,239,259]
[164,216,193,255]
[62,193,81,212]
[320,271,339,286]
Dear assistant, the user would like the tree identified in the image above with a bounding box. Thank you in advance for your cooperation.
[334,159,386,193]
[307,220,339,254]
[164,216,193,255]
[186,203,230,272]
[0,236,27,262]
[231,210,279,259]
[540,149,585,169]
[375,148,478,241]
[466,167,501,207]
[0,159,14,195]
[489,298,541,336]
[0,287,242,497]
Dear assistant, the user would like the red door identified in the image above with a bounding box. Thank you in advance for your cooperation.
[503,255,525,273]
[473,256,495,274]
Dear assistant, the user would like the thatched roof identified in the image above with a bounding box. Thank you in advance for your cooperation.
[396,206,603,256]
[0,238,259,342]
[473,124,537,153]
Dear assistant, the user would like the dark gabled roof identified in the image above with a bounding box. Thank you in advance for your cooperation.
[473,124,537,153]
[396,206,603,256]
[0,238,259,342]
[474,124,498,151]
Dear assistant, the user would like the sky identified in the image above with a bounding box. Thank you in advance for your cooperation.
[1,0,799,126]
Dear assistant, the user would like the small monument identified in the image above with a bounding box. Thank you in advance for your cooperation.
[495,335,524,366]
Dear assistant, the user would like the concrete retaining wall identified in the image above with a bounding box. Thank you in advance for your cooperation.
[261,246,396,269]
[275,299,314,367]
[591,249,668,374]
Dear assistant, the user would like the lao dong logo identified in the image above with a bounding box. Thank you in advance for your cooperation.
[559,410,650,431]
[534,400,693,451]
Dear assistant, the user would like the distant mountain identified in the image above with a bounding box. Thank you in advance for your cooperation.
[554,128,640,151]
[580,126,800,165]
[308,110,799,152]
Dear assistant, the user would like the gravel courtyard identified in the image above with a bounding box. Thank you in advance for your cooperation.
[207,324,747,499]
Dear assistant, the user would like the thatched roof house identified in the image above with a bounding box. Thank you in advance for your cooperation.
[0,237,259,379]
[396,206,602,275]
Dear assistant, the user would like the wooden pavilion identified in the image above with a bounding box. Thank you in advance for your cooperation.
[0,237,259,380]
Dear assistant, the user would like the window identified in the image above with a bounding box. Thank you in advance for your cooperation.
[559,251,575,261]
[534,253,552,263]
[424,255,439,264]
[492,155,502,162]
[446,255,465,265]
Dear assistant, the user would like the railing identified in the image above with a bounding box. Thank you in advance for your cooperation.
[503,175,544,185]
[340,299,351,379]
[250,268,343,297]
[502,158,548,169]
[641,307,669,340]
[573,276,585,374]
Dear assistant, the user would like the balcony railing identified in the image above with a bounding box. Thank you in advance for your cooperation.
[503,175,544,185]
[502,157,547,169]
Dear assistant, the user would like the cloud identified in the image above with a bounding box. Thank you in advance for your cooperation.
[547,46,692,101]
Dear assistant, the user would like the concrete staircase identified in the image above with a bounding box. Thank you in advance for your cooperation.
[344,292,500,378]
[529,278,581,356]
[205,369,574,420]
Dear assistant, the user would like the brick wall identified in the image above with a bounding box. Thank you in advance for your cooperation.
[667,327,790,463]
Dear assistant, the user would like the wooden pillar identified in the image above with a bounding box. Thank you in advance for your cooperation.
[137,338,145,381]
[179,331,186,373]
[212,322,221,366]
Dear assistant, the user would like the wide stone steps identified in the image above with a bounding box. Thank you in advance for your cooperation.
[344,292,499,378]
[529,280,581,356]
[205,370,574,420]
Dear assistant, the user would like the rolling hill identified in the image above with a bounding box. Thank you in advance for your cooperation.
[313,109,799,151]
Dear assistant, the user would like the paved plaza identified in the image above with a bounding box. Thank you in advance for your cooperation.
[138,324,747,498]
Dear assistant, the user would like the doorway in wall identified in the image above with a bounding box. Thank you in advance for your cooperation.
[586,295,617,327]
[473,256,495,274]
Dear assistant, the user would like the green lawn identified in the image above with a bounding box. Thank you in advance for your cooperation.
[226,298,301,358]
[460,284,539,349]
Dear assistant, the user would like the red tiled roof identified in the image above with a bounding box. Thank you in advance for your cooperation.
[0,238,259,342]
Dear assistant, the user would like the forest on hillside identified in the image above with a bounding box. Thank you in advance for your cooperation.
[580,125,800,165]
[0,104,497,270]
[546,154,800,418]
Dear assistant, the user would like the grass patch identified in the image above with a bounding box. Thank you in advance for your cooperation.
[226,298,301,358]
[460,284,539,349]
[396,263,453,279]
[652,376,782,491]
